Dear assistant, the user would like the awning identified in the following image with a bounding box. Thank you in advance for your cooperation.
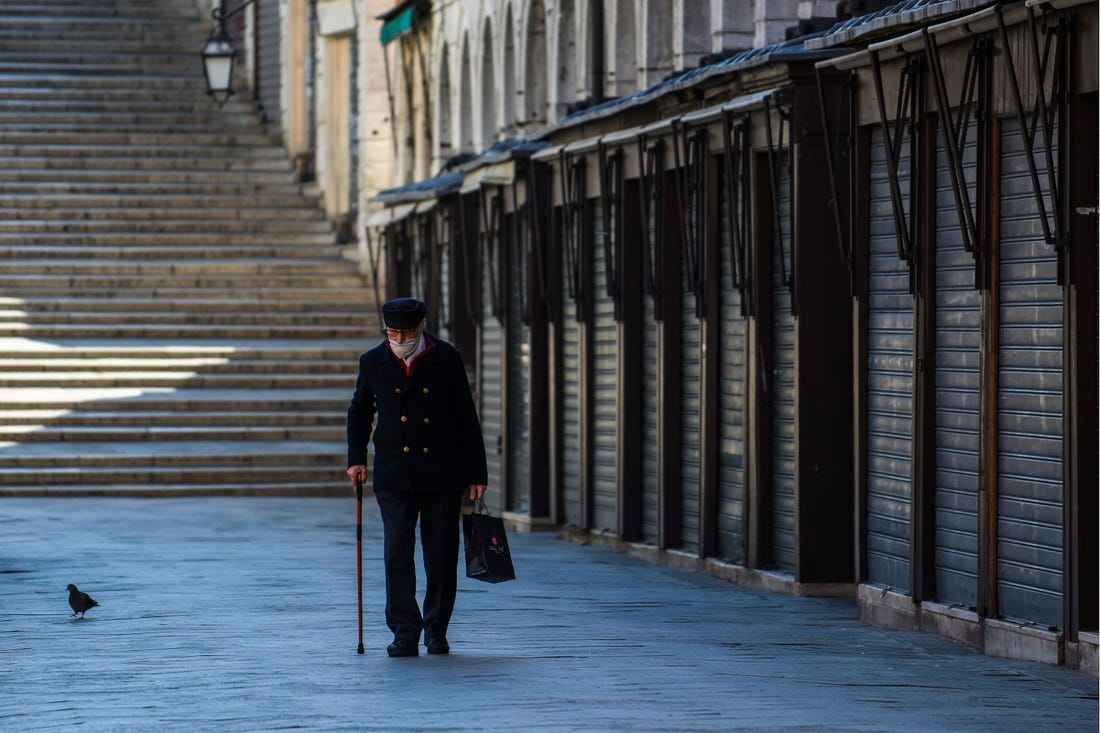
[364,202,416,228]
[380,5,416,46]
[815,0,1045,71]
[459,160,516,194]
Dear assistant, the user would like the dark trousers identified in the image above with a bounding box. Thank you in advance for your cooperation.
[374,489,463,644]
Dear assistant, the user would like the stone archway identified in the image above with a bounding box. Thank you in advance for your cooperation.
[523,0,548,127]
[480,17,497,149]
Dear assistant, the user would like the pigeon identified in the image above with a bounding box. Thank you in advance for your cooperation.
[66,584,98,619]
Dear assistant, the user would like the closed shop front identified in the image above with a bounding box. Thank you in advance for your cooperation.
[716,149,748,563]
[590,197,620,533]
[815,0,1096,664]
[477,186,505,514]
[932,126,981,610]
[507,200,532,515]
[767,148,796,573]
[864,127,914,593]
[996,116,1063,627]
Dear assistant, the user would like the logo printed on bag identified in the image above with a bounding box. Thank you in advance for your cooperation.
[487,535,506,555]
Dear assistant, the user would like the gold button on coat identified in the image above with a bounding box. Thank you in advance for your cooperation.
[400,416,407,422]
[394,387,402,394]
[402,446,410,453]
[422,387,429,394]
[422,447,430,454]
[423,418,430,424]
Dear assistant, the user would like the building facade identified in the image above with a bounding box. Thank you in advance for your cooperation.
[209,0,1098,674]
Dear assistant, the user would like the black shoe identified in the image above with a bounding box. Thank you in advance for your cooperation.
[387,639,419,657]
[425,638,450,655]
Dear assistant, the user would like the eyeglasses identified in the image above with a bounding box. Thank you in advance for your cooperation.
[384,326,420,339]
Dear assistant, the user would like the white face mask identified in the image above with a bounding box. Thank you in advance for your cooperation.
[388,334,421,361]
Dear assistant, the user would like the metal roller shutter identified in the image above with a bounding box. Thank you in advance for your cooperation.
[769,151,795,572]
[681,289,702,552]
[717,165,747,563]
[866,128,913,591]
[480,229,505,515]
[591,200,619,532]
[438,215,452,342]
[933,125,980,609]
[677,270,704,545]
[257,0,282,127]
[561,235,583,528]
[996,117,1063,627]
[507,214,531,515]
[640,188,661,544]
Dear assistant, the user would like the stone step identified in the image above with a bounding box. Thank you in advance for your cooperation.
[0,285,368,301]
[0,409,343,428]
[0,324,369,339]
[0,0,367,497]
[0,439,342,466]
[0,271,363,286]
[0,129,280,145]
[0,75,203,91]
[0,205,323,221]
[0,169,299,185]
[0,341,365,360]
[0,101,261,117]
[0,142,288,159]
[0,3,197,18]
[0,352,358,371]
[0,19,204,36]
[0,480,348,498]
[0,311,373,327]
[5,155,292,172]
[0,424,344,442]
[3,295,366,311]
[0,193,318,209]
[0,370,356,389]
[0,84,242,103]
[0,219,331,233]
[0,375,350,390]
[0,258,357,275]
[0,110,265,128]
[0,243,345,259]
[0,387,351,412]
[0,57,199,75]
[0,466,346,489]
[0,181,313,197]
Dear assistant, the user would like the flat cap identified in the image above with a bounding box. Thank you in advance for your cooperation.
[381,297,427,330]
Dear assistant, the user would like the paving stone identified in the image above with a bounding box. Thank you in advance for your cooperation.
[0,498,1094,732]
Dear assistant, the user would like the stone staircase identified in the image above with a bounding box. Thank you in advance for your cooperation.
[0,0,376,496]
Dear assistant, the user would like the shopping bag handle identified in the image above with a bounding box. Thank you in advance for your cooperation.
[474,498,490,515]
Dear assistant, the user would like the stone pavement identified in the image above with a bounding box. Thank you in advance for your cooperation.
[1,498,1095,732]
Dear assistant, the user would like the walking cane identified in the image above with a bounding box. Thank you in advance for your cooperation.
[356,474,365,655]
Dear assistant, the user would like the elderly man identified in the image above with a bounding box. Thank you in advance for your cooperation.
[346,297,488,657]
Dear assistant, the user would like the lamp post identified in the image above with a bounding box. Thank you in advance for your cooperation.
[200,0,256,105]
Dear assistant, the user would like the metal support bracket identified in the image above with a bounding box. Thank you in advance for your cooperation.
[995,4,1069,259]
[477,183,505,323]
[815,67,858,284]
[870,49,925,293]
[671,120,708,318]
[721,109,753,316]
[637,135,665,321]
[527,160,553,321]
[764,90,796,312]
[598,141,626,320]
[558,149,586,322]
[925,30,991,271]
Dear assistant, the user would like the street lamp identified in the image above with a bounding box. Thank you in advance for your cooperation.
[200,0,256,106]
[201,0,357,105]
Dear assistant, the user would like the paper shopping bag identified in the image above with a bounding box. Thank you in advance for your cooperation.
[462,501,516,583]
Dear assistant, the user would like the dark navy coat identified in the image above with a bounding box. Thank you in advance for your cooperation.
[347,333,488,494]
